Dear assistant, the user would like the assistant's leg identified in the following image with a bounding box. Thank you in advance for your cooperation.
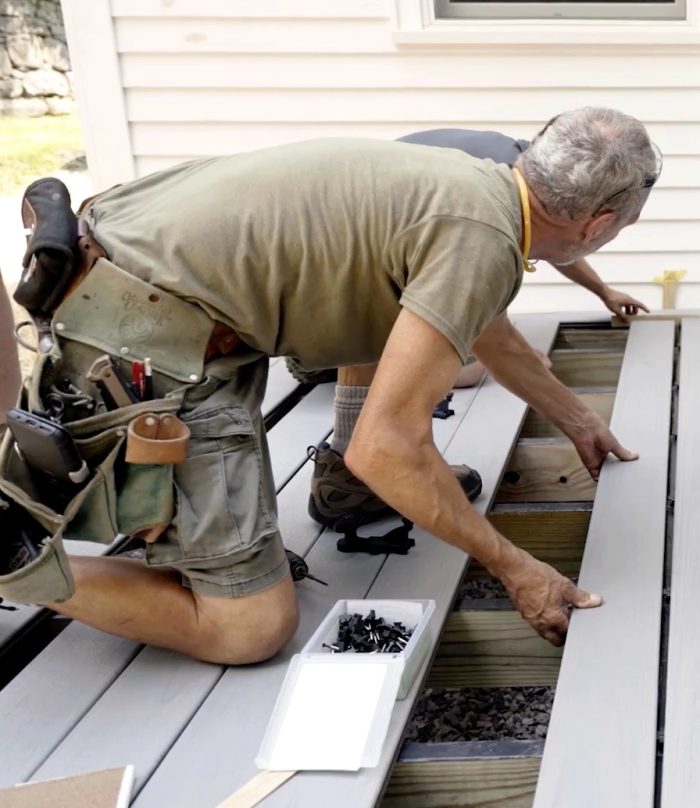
[47,557,298,664]
[0,272,22,423]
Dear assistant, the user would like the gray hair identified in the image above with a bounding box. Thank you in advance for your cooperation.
[518,107,658,220]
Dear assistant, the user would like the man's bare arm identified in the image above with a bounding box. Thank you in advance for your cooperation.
[553,258,649,322]
[345,308,600,646]
[471,313,638,479]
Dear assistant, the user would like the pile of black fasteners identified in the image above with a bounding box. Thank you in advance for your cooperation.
[322,610,414,653]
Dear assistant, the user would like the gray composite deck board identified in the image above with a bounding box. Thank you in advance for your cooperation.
[262,357,301,417]
[661,318,700,808]
[534,320,675,808]
[133,315,557,808]
[31,647,223,791]
[0,624,138,787]
[259,315,561,807]
[268,382,334,489]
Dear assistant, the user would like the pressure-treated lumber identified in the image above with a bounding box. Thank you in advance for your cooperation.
[534,320,674,808]
[427,611,562,688]
[660,318,700,808]
[382,757,541,808]
[488,503,589,573]
[553,328,628,351]
[549,349,624,387]
[521,392,615,438]
[496,439,596,503]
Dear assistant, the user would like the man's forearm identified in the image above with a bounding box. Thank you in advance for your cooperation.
[471,320,591,437]
[345,431,522,580]
[553,258,607,299]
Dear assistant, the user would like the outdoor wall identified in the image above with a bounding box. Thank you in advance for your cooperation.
[60,0,700,313]
[0,0,73,115]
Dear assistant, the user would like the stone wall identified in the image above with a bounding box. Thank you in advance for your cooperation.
[0,0,73,115]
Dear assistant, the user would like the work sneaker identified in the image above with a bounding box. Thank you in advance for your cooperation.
[308,442,482,530]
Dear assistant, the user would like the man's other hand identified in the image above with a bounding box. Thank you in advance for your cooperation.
[568,411,638,480]
[501,549,602,646]
[601,287,649,322]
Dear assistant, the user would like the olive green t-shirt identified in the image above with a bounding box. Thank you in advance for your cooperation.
[90,138,523,369]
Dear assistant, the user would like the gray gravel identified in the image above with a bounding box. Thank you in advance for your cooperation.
[457,576,510,601]
[405,686,555,743]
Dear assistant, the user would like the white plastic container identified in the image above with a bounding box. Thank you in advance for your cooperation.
[256,599,436,772]
[302,599,437,700]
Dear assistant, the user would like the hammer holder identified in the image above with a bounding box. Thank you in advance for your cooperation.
[126,413,190,465]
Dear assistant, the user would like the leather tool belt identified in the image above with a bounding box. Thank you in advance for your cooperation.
[15,177,242,362]
[0,177,244,605]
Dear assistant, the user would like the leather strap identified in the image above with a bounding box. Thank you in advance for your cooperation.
[126,413,190,464]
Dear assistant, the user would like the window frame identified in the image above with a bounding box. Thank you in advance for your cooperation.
[435,0,686,21]
[393,0,700,45]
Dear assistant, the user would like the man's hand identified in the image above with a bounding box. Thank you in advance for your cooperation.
[566,411,639,480]
[498,548,602,646]
[601,287,649,322]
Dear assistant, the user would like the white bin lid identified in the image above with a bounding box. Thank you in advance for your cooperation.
[256,654,403,771]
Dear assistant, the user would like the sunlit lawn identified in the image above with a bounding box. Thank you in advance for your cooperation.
[0,114,85,195]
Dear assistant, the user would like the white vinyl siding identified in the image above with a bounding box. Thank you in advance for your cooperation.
[61,0,700,313]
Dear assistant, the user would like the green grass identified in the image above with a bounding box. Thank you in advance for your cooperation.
[0,114,86,195]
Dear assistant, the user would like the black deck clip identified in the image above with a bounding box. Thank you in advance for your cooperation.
[432,392,454,420]
[337,518,416,556]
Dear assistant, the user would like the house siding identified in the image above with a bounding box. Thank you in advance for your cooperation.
[61,0,700,312]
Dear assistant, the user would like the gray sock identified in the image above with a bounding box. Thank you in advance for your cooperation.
[330,385,369,455]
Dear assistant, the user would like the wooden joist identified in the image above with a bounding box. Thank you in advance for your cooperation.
[382,757,541,808]
[533,320,675,808]
[428,611,562,688]
[496,439,596,503]
[549,349,624,387]
[521,391,615,438]
[553,328,628,351]
[488,503,590,574]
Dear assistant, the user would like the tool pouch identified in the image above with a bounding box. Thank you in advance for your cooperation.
[0,254,217,604]
[14,177,78,314]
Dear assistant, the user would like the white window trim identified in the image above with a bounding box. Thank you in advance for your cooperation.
[393,0,700,45]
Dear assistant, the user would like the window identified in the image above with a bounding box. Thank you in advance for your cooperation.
[435,0,686,20]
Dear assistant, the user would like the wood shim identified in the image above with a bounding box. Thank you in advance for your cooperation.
[611,308,700,327]
[214,771,296,808]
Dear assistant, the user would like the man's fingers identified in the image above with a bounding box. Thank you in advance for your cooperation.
[610,441,639,462]
[541,628,566,647]
[567,585,603,610]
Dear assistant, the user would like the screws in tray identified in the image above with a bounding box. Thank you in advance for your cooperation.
[323,609,414,654]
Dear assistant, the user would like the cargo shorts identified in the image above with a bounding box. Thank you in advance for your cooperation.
[144,356,288,598]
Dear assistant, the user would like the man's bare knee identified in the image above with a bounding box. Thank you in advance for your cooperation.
[191,574,300,665]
